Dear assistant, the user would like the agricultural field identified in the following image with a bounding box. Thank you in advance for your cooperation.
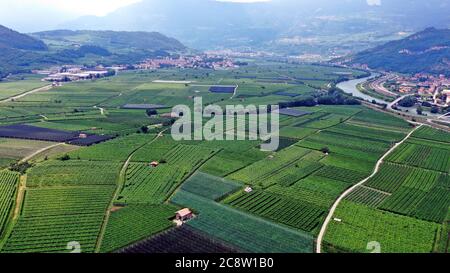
[100,204,177,253]
[117,163,187,204]
[297,130,391,162]
[324,201,440,253]
[0,75,47,101]
[386,141,450,173]
[120,225,240,253]
[227,146,314,187]
[1,186,115,253]
[0,138,57,165]
[224,190,326,233]
[26,160,121,187]
[171,190,314,253]
[68,134,156,162]
[0,171,19,236]
[181,172,241,201]
[344,186,390,208]
[412,126,450,144]
[1,61,448,254]
[347,110,412,132]
[325,125,450,253]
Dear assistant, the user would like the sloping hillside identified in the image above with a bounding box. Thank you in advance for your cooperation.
[0,25,47,51]
[344,28,450,75]
[0,25,186,78]
[32,30,185,52]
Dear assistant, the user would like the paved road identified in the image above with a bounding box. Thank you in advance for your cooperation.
[315,124,422,253]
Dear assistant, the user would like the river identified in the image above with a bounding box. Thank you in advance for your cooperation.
[337,73,441,118]
[336,73,386,104]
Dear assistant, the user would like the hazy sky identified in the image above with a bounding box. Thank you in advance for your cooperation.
[0,0,271,17]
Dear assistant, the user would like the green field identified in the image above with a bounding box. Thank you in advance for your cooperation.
[26,160,121,187]
[1,62,448,253]
[2,186,114,253]
[324,201,440,253]
[181,172,241,201]
[100,204,178,253]
[0,75,47,100]
[117,163,187,204]
[171,190,314,253]
[0,171,19,236]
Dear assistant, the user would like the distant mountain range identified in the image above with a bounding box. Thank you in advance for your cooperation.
[0,25,186,78]
[60,0,450,52]
[342,28,450,75]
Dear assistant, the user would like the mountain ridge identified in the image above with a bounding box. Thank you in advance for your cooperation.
[0,25,186,78]
[59,0,450,50]
[341,27,450,75]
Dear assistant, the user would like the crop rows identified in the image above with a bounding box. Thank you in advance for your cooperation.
[22,186,114,217]
[163,144,218,169]
[365,163,413,193]
[302,131,389,154]
[119,163,187,204]
[348,110,411,131]
[27,160,121,187]
[120,225,240,253]
[401,168,440,191]
[344,186,390,208]
[2,213,105,253]
[225,191,325,232]
[412,126,450,144]
[314,165,367,184]
[100,204,177,253]
[0,171,19,234]
[324,201,440,253]
[131,135,179,162]
[2,186,114,253]
[387,143,450,172]
[69,134,153,162]
[181,172,241,201]
[267,185,335,208]
[171,190,314,253]
[379,187,428,215]
[327,123,405,143]
[228,146,313,186]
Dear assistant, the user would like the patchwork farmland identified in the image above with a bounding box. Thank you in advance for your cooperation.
[0,63,448,254]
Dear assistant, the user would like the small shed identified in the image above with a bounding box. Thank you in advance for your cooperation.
[150,161,159,167]
[176,208,193,222]
[244,186,253,193]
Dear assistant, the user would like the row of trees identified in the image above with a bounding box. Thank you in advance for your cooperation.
[278,88,360,109]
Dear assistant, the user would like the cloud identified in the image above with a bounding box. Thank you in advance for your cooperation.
[367,0,382,6]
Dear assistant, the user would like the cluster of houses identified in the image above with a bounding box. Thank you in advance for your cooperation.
[135,55,238,70]
[386,74,450,106]
[33,65,117,83]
